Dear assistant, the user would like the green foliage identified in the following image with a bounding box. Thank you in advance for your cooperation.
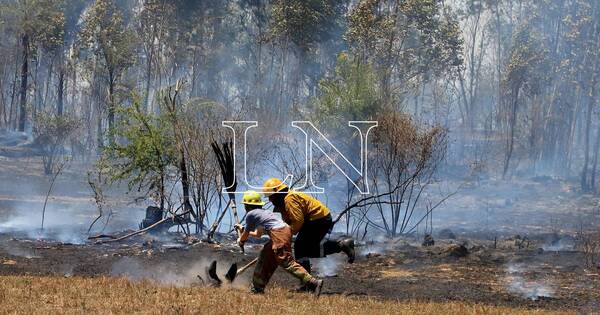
[33,0,65,52]
[346,0,463,88]
[79,0,136,78]
[346,0,386,56]
[269,0,345,51]
[105,98,175,199]
[138,1,175,46]
[2,0,65,52]
[311,52,382,124]
[504,26,549,96]
[559,0,600,88]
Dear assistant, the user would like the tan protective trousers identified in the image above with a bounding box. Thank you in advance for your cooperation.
[252,226,314,290]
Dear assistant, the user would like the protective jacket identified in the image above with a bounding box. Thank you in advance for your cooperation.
[275,191,330,234]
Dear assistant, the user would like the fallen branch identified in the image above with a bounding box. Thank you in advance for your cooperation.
[91,211,190,244]
[87,234,116,240]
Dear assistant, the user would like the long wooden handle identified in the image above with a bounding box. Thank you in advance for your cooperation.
[231,198,241,226]
[227,195,240,230]
[230,198,245,253]
[237,258,258,275]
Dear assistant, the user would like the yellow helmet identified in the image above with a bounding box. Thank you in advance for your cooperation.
[242,190,265,206]
[262,178,288,197]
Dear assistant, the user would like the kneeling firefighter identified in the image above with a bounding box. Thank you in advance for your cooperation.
[262,178,355,289]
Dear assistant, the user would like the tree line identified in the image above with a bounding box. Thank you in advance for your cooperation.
[1,0,599,194]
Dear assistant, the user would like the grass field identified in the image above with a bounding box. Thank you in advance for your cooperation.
[0,276,573,315]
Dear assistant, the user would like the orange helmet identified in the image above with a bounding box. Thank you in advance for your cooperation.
[262,178,288,196]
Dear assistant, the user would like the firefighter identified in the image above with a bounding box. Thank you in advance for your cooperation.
[236,190,323,295]
[262,178,355,289]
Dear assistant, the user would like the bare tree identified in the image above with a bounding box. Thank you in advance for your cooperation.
[333,111,447,238]
[33,112,79,175]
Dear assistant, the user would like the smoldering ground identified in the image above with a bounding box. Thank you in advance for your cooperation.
[110,256,249,288]
[0,200,144,244]
[0,137,599,312]
[0,154,147,244]
[505,264,555,301]
[0,241,39,259]
[1,214,599,311]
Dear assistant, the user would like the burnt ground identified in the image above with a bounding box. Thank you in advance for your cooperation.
[0,232,598,313]
[0,151,599,312]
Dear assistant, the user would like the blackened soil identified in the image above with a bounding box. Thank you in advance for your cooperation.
[1,233,598,313]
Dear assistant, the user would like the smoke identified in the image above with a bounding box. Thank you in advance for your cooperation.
[359,234,392,257]
[110,256,242,288]
[0,242,40,259]
[313,256,343,277]
[0,202,101,244]
[0,203,87,244]
[57,264,75,277]
[0,204,143,244]
[0,130,31,147]
[359,244,384,256]
[0,181,143,244]
[505,264,554,301]
[541,237,575,252]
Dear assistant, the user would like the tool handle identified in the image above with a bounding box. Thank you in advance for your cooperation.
[229,194,240,224]
[229,198,245,254]
[237,258,258,275]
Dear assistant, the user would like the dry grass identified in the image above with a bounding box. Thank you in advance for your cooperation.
[379,268,415,279]
[0,276,573,315]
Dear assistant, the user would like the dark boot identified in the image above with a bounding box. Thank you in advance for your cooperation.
[295,259,311,292]
[250,285,264,294]
[306,278,324,297]
[338,238,355,263]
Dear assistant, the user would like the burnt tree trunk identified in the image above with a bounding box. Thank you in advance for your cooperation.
[582,94,593,191]
[144,46,154,113]
[57,58,65,116]
[107,71,115,145]
[18,33,29,132]
[179,148,193,215]
[590,122,600,192]
[503,86,520,179]
[9,45,20,130]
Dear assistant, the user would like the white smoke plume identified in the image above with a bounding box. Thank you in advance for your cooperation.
[505,264,554,301]
[313,256,343,277]
[110,256,247,288]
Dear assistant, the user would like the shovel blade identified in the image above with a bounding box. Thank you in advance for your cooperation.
[206,260,222,285]
[225,263,238,282]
